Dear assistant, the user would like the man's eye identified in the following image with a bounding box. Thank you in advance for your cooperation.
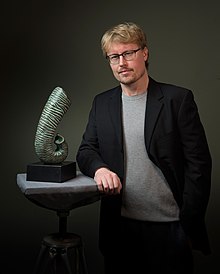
[110,55,119,60]
[124,51,133,57]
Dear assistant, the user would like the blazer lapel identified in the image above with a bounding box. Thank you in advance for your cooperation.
[145,78,164,150]
[106,80,164,152]
[108,86,123,147]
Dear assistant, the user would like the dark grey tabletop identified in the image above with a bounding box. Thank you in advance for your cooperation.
[17,172,100,211]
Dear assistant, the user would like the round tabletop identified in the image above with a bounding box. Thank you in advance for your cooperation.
[17,172,100,211]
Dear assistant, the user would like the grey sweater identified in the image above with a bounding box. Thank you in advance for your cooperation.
[121,91,179,222]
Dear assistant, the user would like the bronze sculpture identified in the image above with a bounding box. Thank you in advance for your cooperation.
[34,87,71,164]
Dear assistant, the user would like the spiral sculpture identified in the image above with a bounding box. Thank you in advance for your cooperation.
[34,87,71,164]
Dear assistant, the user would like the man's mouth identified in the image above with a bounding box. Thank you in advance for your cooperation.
[119,69,131,74]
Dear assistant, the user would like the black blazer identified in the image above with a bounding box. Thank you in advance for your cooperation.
[77,77,212,255]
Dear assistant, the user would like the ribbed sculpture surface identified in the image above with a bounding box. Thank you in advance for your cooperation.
[34,87,71,164]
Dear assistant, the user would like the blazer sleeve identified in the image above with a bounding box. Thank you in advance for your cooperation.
[177,90,212,235]
[76,96,109,178]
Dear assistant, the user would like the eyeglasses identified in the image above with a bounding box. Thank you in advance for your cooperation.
[106,48,141,65]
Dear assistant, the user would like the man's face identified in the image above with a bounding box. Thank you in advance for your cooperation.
[106,42,148,86]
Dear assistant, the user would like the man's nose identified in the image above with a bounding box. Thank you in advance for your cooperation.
[119,55,127,65]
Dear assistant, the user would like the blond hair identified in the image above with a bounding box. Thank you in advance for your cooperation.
[101,22,148,56]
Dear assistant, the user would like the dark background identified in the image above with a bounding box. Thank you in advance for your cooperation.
[1,0,219,273]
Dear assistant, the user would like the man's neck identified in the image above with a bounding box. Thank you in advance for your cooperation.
[121,74,149,96]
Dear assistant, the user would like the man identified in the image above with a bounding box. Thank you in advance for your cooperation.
[76,22,212,274]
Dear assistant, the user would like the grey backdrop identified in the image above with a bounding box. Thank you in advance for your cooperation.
[2,1,219,273]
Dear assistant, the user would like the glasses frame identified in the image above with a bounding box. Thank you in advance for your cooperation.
[106,48,141,65]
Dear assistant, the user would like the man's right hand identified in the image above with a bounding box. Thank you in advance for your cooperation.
[94,167,122,195]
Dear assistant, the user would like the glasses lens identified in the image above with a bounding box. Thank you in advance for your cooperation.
[123,51,135,61]
[109,55,119,64]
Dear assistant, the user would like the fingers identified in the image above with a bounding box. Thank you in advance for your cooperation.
[94,167,122,195]
[111,173,122,194]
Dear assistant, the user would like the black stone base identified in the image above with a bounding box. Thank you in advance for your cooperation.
[26,161,76,183]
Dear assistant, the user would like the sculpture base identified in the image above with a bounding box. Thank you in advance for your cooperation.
[26,161,76,183]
